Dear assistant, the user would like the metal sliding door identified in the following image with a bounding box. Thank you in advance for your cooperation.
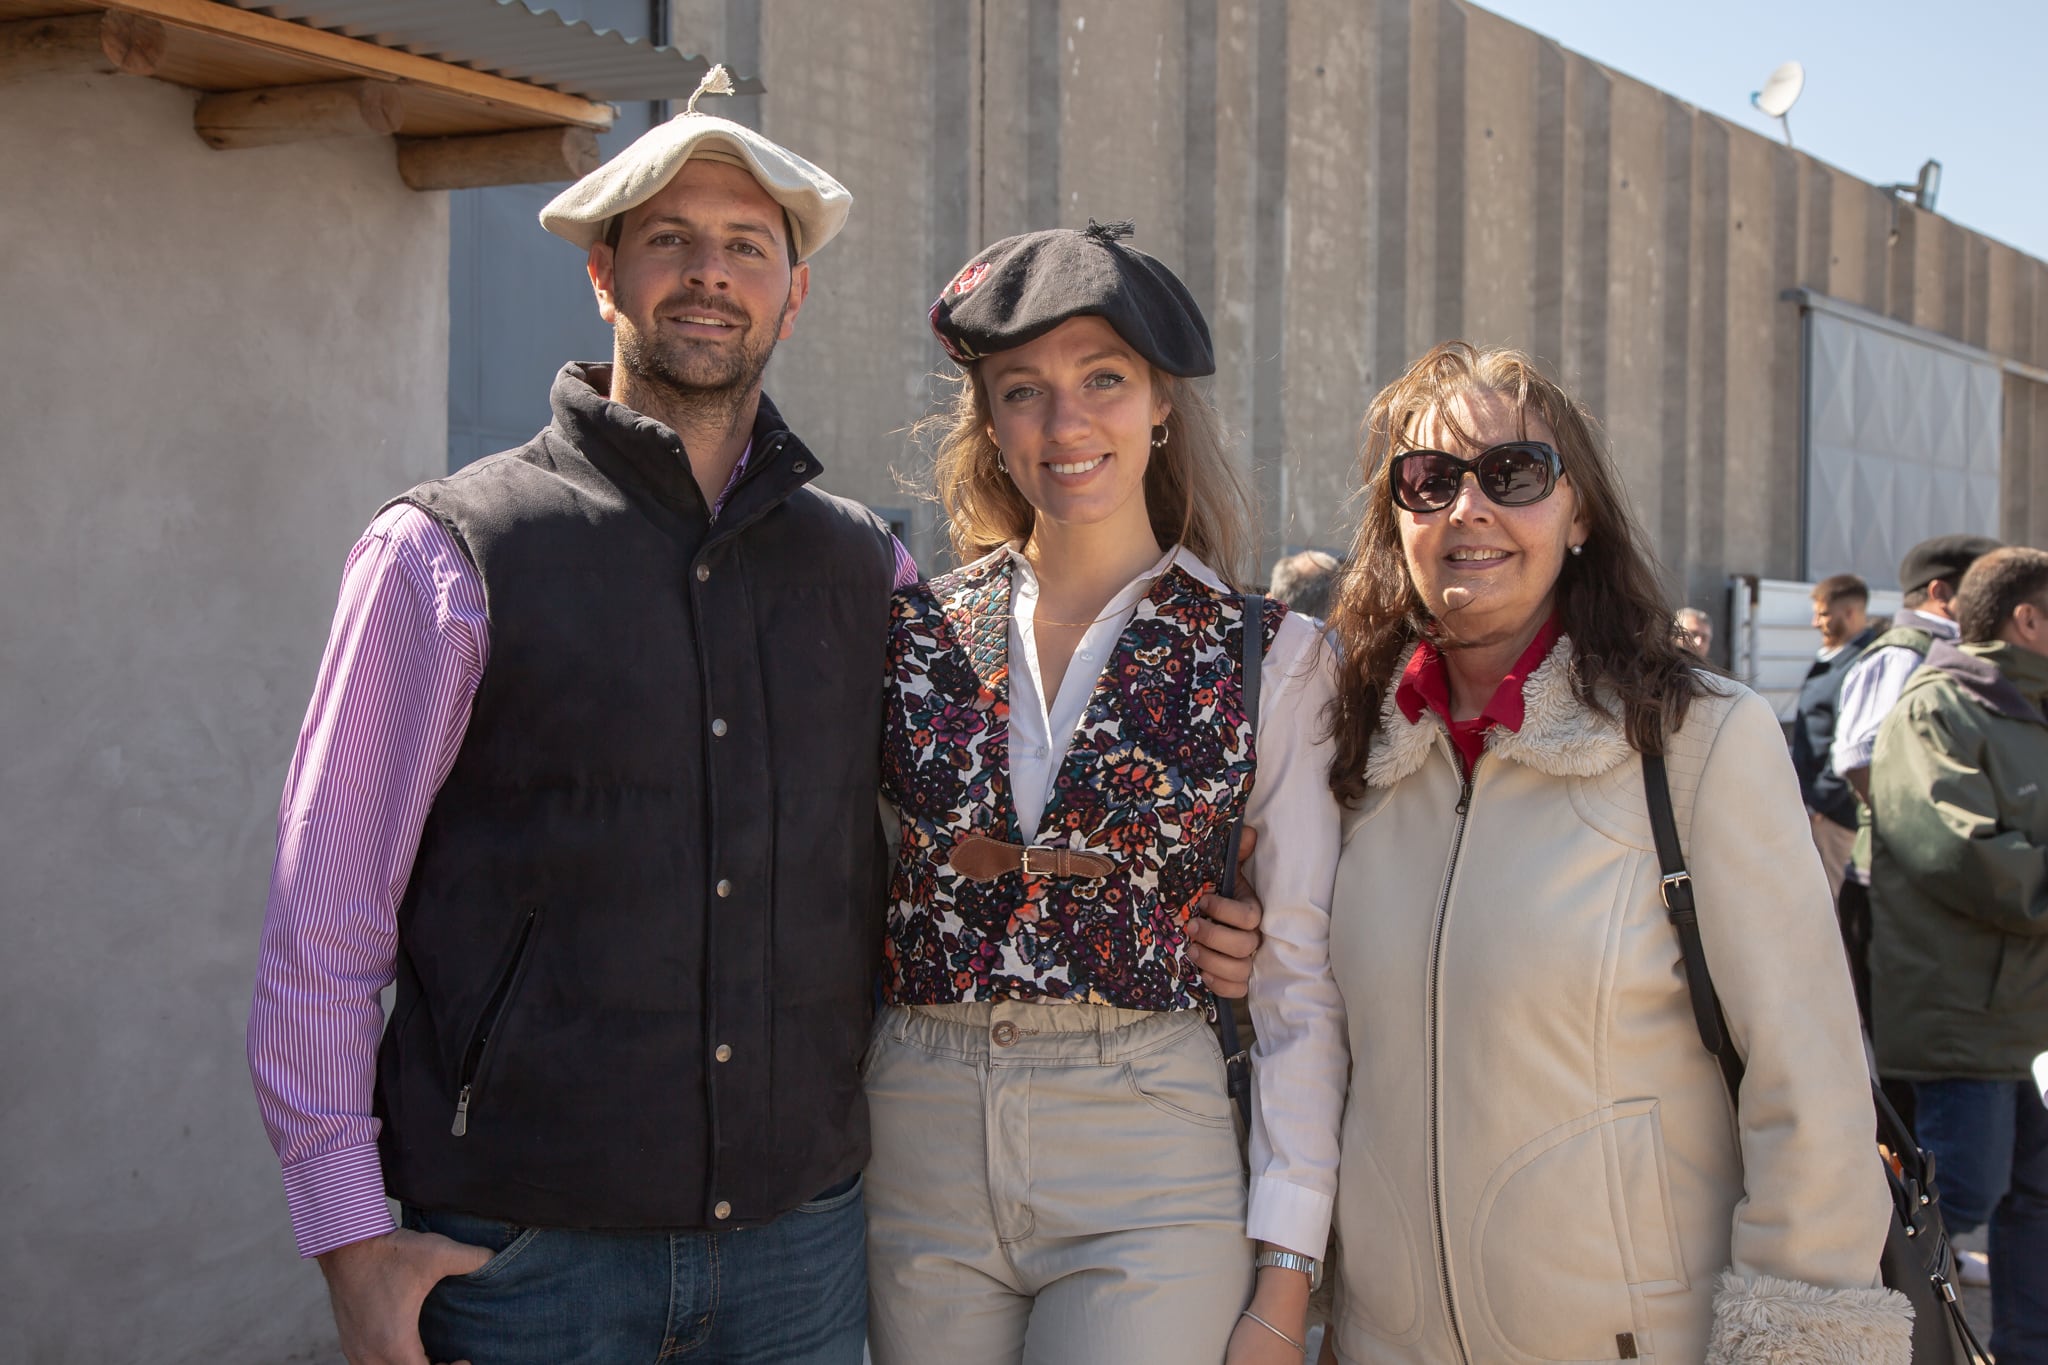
[1802,295,2002,585]
[447,1,663,471]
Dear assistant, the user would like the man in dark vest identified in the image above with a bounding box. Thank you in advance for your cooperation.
[249,69,1262,1365]
[1791,573,1877,905]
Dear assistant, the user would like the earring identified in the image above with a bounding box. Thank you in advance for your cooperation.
[995,447,1007,476]
[1569,543,1584,556]
[1151,422,1168,450]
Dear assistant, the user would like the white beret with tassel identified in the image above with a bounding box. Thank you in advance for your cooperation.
[539,65,852,260]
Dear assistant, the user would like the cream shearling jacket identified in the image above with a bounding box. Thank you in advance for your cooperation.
[1327,639,1912,1365]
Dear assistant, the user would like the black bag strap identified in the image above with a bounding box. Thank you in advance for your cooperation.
[1640,752,1992,1365]
[1214,594,1264,901]
[1641,753,1744,1098]
[1213,594,1265,1128]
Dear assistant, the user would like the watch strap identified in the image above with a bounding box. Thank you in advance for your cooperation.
[1255,1247,1323,1290]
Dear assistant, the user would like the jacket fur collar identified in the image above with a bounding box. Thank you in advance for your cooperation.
[1366,634,1634,787]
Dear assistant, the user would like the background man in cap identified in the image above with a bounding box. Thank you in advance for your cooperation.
[247,73,1264,1365]
[1792,573,1878,903]
[1828,533,2000,1029]
[1868,546,2048,1363]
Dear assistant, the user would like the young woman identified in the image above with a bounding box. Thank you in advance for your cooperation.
[862,222,1346,1364]
[1306,341,1912,1363]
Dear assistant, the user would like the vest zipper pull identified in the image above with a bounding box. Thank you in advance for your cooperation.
[451,1085,472,1137]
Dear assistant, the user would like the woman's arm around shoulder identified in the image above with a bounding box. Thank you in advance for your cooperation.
[1241,615,1348,1306]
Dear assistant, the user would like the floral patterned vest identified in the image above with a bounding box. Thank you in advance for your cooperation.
[881,551,1286,1011]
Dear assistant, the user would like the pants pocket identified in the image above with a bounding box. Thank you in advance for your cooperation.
[403,1204,543,1284]
[1122,1021,1235,1129]
[794,1172,865,1215]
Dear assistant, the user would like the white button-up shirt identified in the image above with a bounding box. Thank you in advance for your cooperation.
[995,542,1346,1259]
[1830,607,1959,777]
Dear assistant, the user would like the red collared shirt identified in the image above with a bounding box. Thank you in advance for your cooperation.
[1395,616,1563,777]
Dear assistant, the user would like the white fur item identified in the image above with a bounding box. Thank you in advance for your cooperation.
[1365,634,1634,787]
[1705,1270,1914,1365]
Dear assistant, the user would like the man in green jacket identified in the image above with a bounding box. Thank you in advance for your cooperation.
[1870,545,2048,1364]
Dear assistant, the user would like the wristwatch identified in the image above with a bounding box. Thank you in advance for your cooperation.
[1254,1247,1323,1291]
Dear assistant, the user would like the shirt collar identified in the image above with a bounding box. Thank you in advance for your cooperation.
[1396,613,1564,734]
[709,438,754,519]
[1003,541,1228,605]
[1896,606,1961,639]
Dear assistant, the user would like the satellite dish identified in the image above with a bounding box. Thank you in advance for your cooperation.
[1751,61,1804,145]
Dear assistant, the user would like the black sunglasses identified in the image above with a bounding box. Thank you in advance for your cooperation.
[1389,441,1563,514]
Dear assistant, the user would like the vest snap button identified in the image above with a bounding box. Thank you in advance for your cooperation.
[714,1200,731,1219]
[714,1043,733,1063]
[793,461,808,473]
[711,718,728,737]
[695,564,710,582]
[716,879,732,898]
[991,1021,1019,1047]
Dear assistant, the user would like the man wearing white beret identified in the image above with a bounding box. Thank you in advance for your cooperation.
[248,70,912,1363]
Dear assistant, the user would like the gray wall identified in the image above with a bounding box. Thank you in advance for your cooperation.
[447,0,662,472]
[0,72,448,1362]
[673,0,2048,594]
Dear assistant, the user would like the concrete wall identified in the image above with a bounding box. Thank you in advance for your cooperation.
[0,73,447,1362]
[684,0,2048,601]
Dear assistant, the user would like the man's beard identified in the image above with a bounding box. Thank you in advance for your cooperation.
[616,288,787,434]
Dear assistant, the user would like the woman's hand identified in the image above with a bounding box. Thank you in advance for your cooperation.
[1225,1313,1309,1364]
[1191,827,1263,998]
[1226,1261,1313,1363]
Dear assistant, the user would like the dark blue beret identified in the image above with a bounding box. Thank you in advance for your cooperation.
[927,220,1215,378]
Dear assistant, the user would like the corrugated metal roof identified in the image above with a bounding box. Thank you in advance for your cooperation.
[224,1,764,102]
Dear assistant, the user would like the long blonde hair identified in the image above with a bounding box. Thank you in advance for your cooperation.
[919,364,1257,588]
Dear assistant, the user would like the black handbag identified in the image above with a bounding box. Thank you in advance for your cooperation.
[1641,752,1989,1364]
[1211,593,1265,1131]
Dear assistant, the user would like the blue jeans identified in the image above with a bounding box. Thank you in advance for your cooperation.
[1914,1079,2048,1365]
[402,1174,866,1365]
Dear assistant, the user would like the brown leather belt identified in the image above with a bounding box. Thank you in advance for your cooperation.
[947,833,1115,882]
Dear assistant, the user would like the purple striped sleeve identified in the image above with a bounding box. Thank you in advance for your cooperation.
[247,504,487,1258]
[890,534,919,589]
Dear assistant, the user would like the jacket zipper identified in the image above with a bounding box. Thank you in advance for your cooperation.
[1428,754,1477,1364]
[451,907,539,1137]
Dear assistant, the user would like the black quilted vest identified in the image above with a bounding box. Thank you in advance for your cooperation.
[374,363,896,1230]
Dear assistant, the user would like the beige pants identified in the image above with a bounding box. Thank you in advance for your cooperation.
[863,998,1253,1365]
[1810,810,1856,905]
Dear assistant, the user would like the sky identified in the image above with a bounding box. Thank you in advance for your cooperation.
[1473,0,2048,263]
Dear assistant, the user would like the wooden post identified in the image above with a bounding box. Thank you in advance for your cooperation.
[396,126,603,191]
[0,12,167,79]
[194,79,406,150]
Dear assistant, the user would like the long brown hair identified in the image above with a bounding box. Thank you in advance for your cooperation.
[918,363,1256,589]
[1325,341,1707,803]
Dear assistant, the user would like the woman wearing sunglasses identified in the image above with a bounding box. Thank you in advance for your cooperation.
[862,222,1345,1364]
[1303,341,1911,1363]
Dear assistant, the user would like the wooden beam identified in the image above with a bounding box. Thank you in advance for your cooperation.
[194,77,404,149]
[103,0,614,129]
[0,11,166,79]
[397,126,602,191]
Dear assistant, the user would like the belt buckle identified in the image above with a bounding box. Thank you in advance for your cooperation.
[1019,845,1064,877]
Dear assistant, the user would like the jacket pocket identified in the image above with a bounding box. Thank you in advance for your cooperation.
[1987,936,2048,1014]
[450,907,541,1137]
[1332,1140,1425,1345]
[1470,1100,1684,1363]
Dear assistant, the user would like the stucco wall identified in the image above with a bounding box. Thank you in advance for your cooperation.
[683,0,2048,596]
[0,72,446,1362]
